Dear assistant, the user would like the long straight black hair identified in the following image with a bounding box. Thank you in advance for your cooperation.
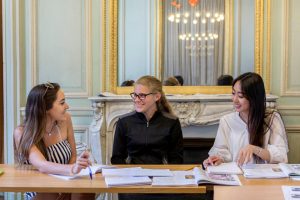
[232,72,267,147]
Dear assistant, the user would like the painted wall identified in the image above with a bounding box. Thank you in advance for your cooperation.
[271,0,300,163]
[3,0,102,164]
[3,0,300,166]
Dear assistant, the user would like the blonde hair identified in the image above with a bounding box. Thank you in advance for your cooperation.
[135,76,174,115]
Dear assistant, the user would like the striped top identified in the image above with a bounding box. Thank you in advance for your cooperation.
[46,139,71,164]
[25,125,72,200]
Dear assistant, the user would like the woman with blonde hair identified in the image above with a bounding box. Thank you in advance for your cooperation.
[111,75,183,164]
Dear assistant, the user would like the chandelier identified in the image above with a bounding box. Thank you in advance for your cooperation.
[167,0,224,42]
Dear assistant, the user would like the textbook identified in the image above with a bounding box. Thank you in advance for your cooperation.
[49,164,116,180]
[152,167,241,186]
[206,162,243,175]
[242,164,287,179]
[105,176,152,187]
[279,163,300,178]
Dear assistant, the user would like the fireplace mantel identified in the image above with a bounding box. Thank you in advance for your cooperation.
[88,93,277,164]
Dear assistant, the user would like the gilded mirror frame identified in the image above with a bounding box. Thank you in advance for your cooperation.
[103,0,270,94]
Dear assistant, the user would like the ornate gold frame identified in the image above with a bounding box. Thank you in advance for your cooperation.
[103,0,270,94]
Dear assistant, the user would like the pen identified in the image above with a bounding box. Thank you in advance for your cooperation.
[88,165,93,180]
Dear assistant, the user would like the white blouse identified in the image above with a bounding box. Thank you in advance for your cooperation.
[209,112,289,164]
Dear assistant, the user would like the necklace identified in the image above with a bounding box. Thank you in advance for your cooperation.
[46,122,57,136]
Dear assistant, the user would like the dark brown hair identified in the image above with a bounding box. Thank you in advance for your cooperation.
[15,82,60,164]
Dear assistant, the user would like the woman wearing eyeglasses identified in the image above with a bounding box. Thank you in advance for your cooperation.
[111,75,183,165]
[14,83,94,200]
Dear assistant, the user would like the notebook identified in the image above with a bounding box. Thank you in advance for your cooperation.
[206,162,243,175]
[49,164,116,180]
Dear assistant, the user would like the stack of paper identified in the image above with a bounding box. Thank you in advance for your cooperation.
[105,176,152,187]
[242,164,287,179]
[102,168,173,177]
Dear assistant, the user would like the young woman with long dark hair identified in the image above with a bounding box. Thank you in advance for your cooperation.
[14,82,94,200]
[204,72,288,167]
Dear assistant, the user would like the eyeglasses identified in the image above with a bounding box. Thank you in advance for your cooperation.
[130,92,155,100]
[43,82,54,97]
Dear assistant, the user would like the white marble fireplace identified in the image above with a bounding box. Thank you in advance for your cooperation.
[88,93,277,164]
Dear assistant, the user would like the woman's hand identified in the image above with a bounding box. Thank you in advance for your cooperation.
[237,145,256,165]
[71,151,91,174]
[203,155,223,168]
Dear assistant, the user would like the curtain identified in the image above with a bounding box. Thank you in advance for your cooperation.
[163,0,225,86]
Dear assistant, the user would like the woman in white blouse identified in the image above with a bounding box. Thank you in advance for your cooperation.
[203,72,288,167]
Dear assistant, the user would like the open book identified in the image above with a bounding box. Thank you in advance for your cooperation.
[242,164,287,179]
[152,167,241,186]
[206,162,243,175]
[279,163,300,178]
[49,164,116,180]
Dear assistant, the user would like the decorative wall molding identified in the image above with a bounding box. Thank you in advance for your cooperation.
[278,106,300,116]
[286,125,300,133]
[281,0,300,96]
[73,125,90,146]
[29,0,93,98]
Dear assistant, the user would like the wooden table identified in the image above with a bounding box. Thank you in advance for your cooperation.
[214,186,285,200]
[214,176,300,200]
[0,164,206,193]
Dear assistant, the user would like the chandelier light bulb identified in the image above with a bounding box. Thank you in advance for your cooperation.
[219,14,224,20]
[205,37,208,40]
[195,33,199,37]
[195,12,200,18]
[193,19,198,24]
[168,15,175,22]
[201,33,206,37]
[183,19,188,24]
[210,18,215,23]
[214,13,219,18]
[206,12,211,18]
[176,18,180,23]
[201,19,206,24]
[184,12,189,18]
[176,13,181,18]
